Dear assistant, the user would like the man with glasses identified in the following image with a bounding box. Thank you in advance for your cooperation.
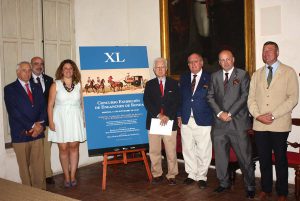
[143,58,180,185]
[30,56,55,185]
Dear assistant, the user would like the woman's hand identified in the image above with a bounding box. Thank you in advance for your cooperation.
[49,122,56,131]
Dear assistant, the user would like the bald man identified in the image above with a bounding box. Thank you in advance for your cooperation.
[207,49,255,198]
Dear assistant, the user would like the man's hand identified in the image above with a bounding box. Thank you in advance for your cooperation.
[178,117,182,128]
[159,114,169,126]
[31,122,44,137]
[256,113,274,125]
[219,112,232,122]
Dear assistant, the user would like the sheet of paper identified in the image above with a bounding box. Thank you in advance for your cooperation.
[149,118,174,136]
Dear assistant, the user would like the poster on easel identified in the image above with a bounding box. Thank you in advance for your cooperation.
[79,46,150,156]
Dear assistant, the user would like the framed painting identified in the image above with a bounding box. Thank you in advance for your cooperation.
[160,0,255,78]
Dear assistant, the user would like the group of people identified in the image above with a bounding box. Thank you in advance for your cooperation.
[4,41,298,201]
[143,41,299,201]
[4,57,86,189]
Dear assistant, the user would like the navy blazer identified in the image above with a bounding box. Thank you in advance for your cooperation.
[178,71,213,126]
[30,73,53,125]
[143,77,180,131]
[4,79,47,143]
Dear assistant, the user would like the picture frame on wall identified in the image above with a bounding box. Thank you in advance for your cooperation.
[160,0,255,78]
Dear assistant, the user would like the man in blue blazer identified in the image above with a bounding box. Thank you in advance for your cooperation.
[4,61,47,189]
[30,56,55,184]
[178,53,213,189]
[144,58,180,185]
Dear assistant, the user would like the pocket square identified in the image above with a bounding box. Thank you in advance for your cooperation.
[202,84,208,89]
[233,78,240,85]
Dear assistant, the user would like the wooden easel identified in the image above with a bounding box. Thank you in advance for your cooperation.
[101,148,152,190]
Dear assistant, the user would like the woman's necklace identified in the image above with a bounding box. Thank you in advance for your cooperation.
[63,81,75,92]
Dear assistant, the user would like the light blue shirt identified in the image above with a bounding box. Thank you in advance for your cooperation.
[265,60,280,78]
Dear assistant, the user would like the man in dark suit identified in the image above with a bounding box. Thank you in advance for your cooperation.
[30,56,54,184]
[207,49,255,198]
[143,57,180,185]
[4,61,47,189]
[177,53,213,189]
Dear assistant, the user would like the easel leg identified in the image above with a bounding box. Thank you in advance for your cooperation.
[102,154,108,190]
[141,150,152,182]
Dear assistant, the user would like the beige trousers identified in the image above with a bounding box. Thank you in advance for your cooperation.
[13,138,46,190]
[148,130,178,179]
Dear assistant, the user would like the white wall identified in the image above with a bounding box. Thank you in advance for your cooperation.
[74,0,160,78]
[254,0,300,183]
[0,0,160,183]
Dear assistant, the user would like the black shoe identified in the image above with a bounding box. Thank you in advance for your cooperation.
[183,177,195,185]
[214,186,230,193]
[167,178,176,186]
[46,177,55,184]
[246,190,255,199]
[151,176,163,184]
[198,180,207,189]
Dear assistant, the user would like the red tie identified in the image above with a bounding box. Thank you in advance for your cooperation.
[159,80,164,96]
[25,83,33,104]
[160,80,164,114]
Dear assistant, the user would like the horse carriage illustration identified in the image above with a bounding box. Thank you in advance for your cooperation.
[124,74,143,87]
[84,77,105,93]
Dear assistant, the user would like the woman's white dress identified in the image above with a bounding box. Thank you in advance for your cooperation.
[48,80,86,143]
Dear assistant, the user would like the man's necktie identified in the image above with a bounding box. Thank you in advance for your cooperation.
[36,77,42,87]
[159,80,164,96]
[159,80,164,114]
[25,83,33,104]
[267,66,273,88]
[191,74,197,93]
[224,72,229,90]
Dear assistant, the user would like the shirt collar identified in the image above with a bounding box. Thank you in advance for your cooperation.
[32,73,43,80]
[18,78,30,87]
[223,67,234,78]
[158,76,166,83]
[191,69,202,78]
[265,60,280,73]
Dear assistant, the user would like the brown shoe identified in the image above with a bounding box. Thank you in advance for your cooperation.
[167,178,176,186]
[257,191,272,201]
[277,196,287,201]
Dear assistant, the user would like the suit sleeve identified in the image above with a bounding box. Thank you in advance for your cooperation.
[36,86,47,127]
[272,68,299,118]
[4,87,34,130]
[247,71,260,118]
[227,72,250,116]
[207,75,222,115]
[164,80,180,119]
[177,77,184,117]
[143,81,159,118]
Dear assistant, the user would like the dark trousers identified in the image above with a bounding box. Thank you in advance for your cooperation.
[254,131,289,196]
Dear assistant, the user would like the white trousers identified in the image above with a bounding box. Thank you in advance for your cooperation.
[181,117,212,181]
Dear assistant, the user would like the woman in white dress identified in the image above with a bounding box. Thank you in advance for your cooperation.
[48,59,86,187]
